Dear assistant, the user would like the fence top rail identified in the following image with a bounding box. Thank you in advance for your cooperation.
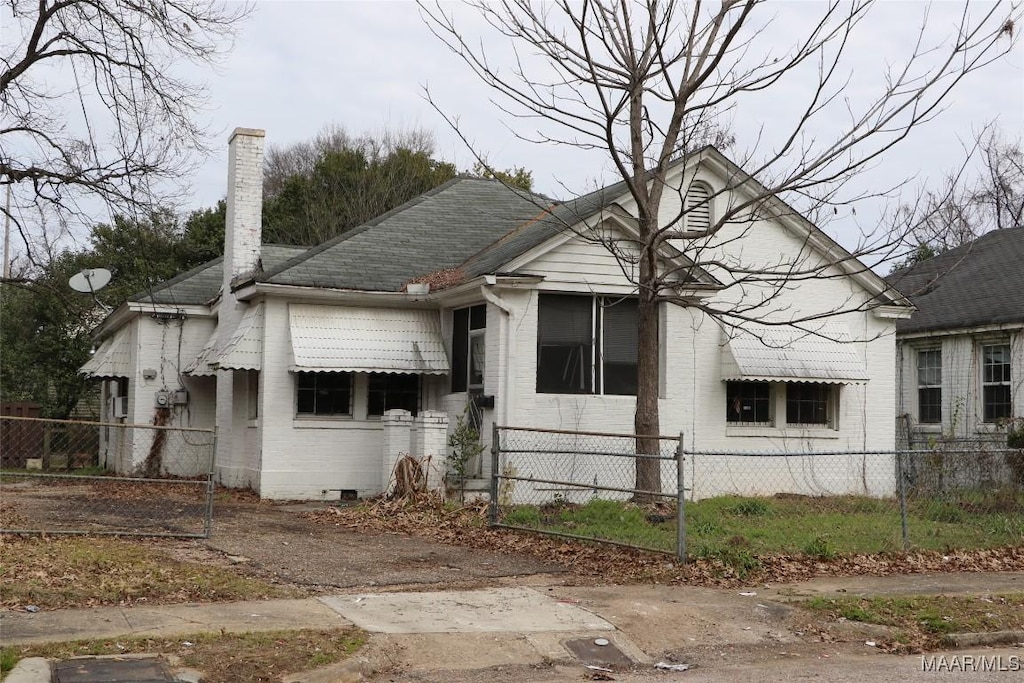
[681,447,1020,457]
[0,415,215,434]
[497,425,681,441]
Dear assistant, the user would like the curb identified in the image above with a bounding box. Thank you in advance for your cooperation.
[4,657,49,683]
[942,630,1024,648]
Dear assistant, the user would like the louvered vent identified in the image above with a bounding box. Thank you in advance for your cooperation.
[686,182,712,233]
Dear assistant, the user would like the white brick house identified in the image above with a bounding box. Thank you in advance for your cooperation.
[82,128,913,500]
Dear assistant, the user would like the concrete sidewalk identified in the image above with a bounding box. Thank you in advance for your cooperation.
[3,573,1023,682]
[0,598,350,646]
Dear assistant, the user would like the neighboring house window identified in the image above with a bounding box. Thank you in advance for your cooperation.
[368,373,421,416]
[726,381,772,424]
[452,305,486,392]
[786,383,834,426]
[917,348,941,424]
[296,372,352,416]
[981,343,1012,422]
[685,181,712,233]
[536,294,638,395]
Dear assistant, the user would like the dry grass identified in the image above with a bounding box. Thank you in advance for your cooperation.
[1,629,366,682]
[0,535,299,609]
[801,592,1024,652]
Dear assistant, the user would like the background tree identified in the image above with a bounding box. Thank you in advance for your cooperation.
[423,0,1021,496]
[0,0,250,269]
[0,211,213,417]
[898,125,1024,265]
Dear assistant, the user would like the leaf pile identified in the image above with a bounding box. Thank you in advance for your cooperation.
[303,498,1024,587]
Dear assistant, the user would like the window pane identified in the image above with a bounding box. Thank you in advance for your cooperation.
[602,297,638,395]
[451,308,469,392]
[918,387,941,424]
[368,373,420,416]
[469,333,485,387]
[917,349,941,386]
[983,385,1012,422]
[469,304,487,330]
[786,383,831,425]
[726,382,771,423]
[296,372,351,416]
[537,294,593,394]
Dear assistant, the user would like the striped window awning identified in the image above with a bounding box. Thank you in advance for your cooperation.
[80,327,132,378]
[289,304,449,375]
[215,303,264,371]
[183,326,219,377]
[720,322,868,384]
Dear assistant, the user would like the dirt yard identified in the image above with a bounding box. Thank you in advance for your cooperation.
[180,496,565,593]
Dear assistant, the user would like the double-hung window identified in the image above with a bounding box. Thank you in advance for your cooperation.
[452,305,486,393]
[981,343,1011,422]
[917,348,941,424]
[296,372,352,416]
[536,294,638,395]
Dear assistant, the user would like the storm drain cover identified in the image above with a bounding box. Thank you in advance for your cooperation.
[564,637,634,669]
[53,657,173,682]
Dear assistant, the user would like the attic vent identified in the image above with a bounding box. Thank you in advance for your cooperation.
[685,182,712,233]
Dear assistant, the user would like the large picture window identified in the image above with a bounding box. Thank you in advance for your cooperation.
[786,383,833,426]
[296,372,352,416]
[981,343,1011,422]
[917,348,941,424]
[368,373,421,416]
[536,294,638,395]
[451,305,486,392]
[726,381,772,424]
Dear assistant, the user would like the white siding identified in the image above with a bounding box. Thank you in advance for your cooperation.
[897,328,1024,438]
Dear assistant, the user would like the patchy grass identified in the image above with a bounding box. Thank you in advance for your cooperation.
[0,535,298,609]
[799,592,1024,652]
[501,492,1024,564]
[0,629,366,681]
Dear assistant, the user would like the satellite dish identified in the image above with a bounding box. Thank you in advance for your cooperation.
[69,268,112,294]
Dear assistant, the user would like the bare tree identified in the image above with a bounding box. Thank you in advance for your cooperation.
[422,0,1020,495]
[1,0,250,269]
[906,124,1024,258]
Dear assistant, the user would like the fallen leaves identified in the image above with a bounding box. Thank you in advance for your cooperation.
[303,498,1024,588]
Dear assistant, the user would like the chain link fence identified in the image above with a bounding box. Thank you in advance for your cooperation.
[1,416,216,538]
[491,426,1024,562]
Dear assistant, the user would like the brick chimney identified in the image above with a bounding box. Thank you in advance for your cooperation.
[223,127,265,290]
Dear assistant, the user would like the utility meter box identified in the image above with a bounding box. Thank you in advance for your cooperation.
[154,390,172,408]
[172,389,188,405]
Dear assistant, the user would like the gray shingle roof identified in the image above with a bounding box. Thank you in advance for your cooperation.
[131,244,308,305]
[887,227,1024,334]
[255,177,555,291]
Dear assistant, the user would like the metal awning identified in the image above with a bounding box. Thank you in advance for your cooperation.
[183,326,219,377]
[720,321,868,384]
[215,302,264,371]
[289,304,449,374]
[80,327,132,378]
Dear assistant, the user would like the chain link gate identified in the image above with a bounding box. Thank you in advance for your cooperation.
[1,416,216,538]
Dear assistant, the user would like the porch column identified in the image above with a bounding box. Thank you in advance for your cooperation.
[413,410,450,491]
[381,409,414,494]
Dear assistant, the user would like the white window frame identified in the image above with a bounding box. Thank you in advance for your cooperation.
[979,341,1011,423]
[916,347,942,425]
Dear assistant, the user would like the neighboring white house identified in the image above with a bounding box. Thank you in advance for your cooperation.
[82,128,913,500]
[888,227,1024,444]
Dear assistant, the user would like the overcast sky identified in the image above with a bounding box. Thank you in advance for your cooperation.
[6,1,1023,260]
[182,1,1022,245]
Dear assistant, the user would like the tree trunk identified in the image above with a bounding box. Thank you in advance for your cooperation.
[634,237,662,502]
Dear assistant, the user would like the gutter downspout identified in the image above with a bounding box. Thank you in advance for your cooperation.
[480,276,514,445]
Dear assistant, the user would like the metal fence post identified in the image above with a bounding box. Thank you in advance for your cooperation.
[204,428,218,539]
[896,449,910,551]
[489,423,500,526]
[676,432,687,565]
